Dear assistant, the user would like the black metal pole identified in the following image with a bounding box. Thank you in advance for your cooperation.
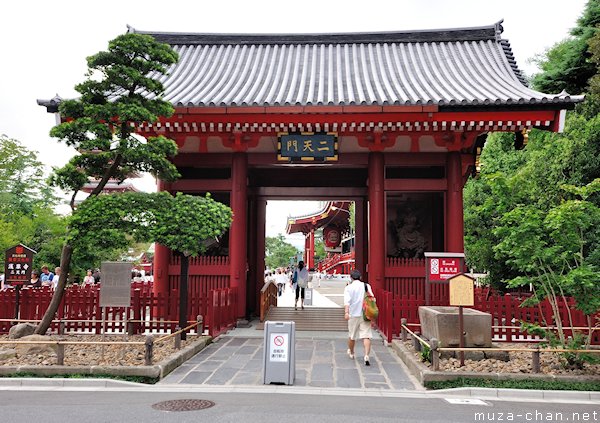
[179,254,189,341]
[14,285,21,323]
[459,305,465,367]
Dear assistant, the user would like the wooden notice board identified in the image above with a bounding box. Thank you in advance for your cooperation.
[448,273,475,307]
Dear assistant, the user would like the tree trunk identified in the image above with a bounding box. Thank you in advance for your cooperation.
[178,253,189,340]
[34,243,73,335]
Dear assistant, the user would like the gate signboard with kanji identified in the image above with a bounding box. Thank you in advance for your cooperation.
[4,244,36,286]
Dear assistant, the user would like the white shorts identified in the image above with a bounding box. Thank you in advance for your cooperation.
[348,316,372,340]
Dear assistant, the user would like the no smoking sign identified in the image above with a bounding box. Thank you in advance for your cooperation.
[269,333,289,362]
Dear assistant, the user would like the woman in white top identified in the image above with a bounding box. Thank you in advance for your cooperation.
[83,270,95,285]
[274,268,288,296]
[292,261,309,310]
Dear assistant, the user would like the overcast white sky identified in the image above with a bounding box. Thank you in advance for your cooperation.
[0,0,588,247]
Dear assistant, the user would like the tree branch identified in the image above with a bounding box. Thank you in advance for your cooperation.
[88,153,123,197]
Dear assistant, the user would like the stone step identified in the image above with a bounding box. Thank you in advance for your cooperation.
[257,307,347,331]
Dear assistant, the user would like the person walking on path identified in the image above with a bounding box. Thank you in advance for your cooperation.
[344,269,375,366]
[292,261,309,310]
[275,268,287,297]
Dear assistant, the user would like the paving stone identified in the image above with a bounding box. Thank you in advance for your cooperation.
[236,345,258,355]
[160,365,193,384]
[360,361,382,373]
[180,371,213,384]
[226,338,248,347]
[231,371,262,385]
[380,362,412,386]
[242,359,263,371]
[334,339,348,349]
[294,369,307,386]
[335,368,361,388]
[295,349,313,360]
[375,352,400,363]
[224,356,252,369]
[204,367,239,384]
[314,349,333,358]
[363,374,387,383]
[245,338,263,346]
[211,346,242,358]
[311,363,334,381]
[194,360,224,371]
[183,355,207,365]
[315,340,332,349]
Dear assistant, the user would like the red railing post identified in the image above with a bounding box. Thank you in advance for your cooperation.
[132,288,141,334]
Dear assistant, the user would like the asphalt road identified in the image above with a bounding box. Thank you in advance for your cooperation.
[1,390,598,423]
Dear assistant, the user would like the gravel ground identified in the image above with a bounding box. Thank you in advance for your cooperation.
[403,340,600,376]
[0,334,201,367]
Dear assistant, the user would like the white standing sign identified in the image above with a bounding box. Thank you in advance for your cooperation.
[269,333,289,362]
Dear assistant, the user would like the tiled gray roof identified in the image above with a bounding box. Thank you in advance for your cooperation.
[129,22,582,108]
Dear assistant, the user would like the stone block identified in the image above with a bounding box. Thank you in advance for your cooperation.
[8,323,36,339]
[418,306,492,348]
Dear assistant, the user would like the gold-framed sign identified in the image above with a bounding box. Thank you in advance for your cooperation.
[277,132,338,162]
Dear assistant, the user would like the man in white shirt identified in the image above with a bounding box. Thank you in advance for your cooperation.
[343,269,374,366]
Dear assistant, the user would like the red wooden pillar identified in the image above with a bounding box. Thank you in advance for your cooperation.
[307,228,315,269]
[254,197,267,312]
[446,152,464,253]
[153,244,171,296]
[368,152,385,290]
[354,198,367,276]
[153,179,171,300]
[230,152,248,318]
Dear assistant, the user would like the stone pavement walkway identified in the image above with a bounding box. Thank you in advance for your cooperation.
[159,323,419,390]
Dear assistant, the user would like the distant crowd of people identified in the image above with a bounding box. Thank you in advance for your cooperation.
[264,263,327,309]
[0,267,153,290]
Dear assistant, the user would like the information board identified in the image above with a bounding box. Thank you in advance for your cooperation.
[4,244,36,285]
[100,262,132,307]
[449,273,475,306]
[428,257,462,281]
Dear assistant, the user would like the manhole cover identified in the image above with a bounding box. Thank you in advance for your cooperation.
[152,399,216,412]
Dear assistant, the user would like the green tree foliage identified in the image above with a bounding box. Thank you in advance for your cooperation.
[36,33,181,335]
[314,236,326,263]
[0,135,56,218]
[0,136,66,272]
[531,0,600,95]
[494,181,600,350]
[149,192,232,257]
[70,191,231,258]
[49,34,180,208]
[464,1,600,355]
[265,235,299,270]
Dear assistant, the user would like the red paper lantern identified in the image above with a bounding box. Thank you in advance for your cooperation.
[324,226,341,248]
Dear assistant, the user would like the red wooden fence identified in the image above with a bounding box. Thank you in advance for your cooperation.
[0,282,238,336]
[374,286,599,345]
